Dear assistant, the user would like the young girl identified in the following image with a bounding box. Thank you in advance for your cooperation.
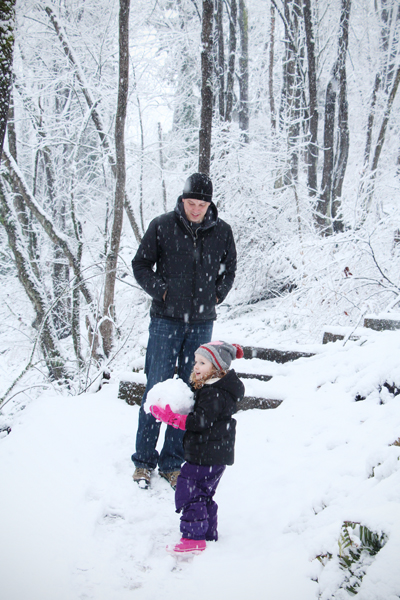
[150,341,245,554]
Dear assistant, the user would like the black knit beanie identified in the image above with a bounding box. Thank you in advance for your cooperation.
[182,173,213,202]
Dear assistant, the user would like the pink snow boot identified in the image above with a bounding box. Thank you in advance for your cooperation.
[166,538,206,555]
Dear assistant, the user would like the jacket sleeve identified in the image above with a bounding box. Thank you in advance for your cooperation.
[185,387,226,433]
[131,218,167,302]
[215,225,237,303]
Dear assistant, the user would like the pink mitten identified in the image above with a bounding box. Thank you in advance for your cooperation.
[149,404,187,430]
[150,404,168,423]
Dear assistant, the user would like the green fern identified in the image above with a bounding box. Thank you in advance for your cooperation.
[337,522,388,595]
[317,522,388,597]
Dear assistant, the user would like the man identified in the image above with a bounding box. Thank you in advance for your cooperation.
[131,173,237,489]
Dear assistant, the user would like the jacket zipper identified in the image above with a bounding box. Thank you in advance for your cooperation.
[191,228,199,320]
[179,214,208,321]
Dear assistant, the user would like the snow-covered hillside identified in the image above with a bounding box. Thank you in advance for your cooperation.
[1,323,400,600]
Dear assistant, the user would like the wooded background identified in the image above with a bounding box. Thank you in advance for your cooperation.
[0,0,399,400]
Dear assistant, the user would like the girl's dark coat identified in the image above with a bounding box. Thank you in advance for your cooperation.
[183,369,245,466]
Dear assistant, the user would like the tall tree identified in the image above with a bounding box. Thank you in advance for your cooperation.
[362,64,400,217]
[199,0,214,174]
[238,0,249,141]
[269,2,277,133]
[316,0,351,234]
[359,0,400,220]
[303,0,318,196]
[280,0,303,185]
[214,0,225,120]
[225,0,237,123]
[0,0,16,160]
[100,0,130,357]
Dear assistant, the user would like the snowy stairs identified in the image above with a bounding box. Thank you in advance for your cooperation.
[322,314,400,343]
[118,345,314,411]
[117,315,400,410]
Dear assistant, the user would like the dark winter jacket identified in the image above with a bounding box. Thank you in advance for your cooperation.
[131,198,237,323]
[183,369,245,466]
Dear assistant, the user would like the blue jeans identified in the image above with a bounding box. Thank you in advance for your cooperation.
[132,317,213,472]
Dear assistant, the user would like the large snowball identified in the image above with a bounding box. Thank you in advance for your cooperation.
[144,378,194,415]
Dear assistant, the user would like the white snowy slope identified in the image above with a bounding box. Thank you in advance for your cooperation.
[1,330,400,600]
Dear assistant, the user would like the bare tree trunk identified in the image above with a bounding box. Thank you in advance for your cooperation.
[269,2,277,132]
[225,0,237,123]
[36,103,72,339]
[0,0,16,161]
[331,45,349,233]
[132,64,145,233]
[359,2,400,218]
[7,87,41,279]
[215,0,225,120]
[281,0,302,185]
[7,84,17,160]
[331,0,351,233]
[158,122,167,213]
[199,0,214,175]
[100,0,130,357]
[238,0,249,142]
[50,89,73,339]
[379,0,399,92]
[316,0,351,234]
[70,199,84,366]
[316,80,335,231]
[52,249,71,339]
[71,275,83,366]
[303,0,318,196]
[364,64,400,214]
[362,73,381,175]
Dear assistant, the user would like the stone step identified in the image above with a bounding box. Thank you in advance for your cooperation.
[323,315,400,344]
[238,396,283,410]
[242,346,314,363]
[322,330,361,344]
[363,316,400,331]
[237,372,273,382]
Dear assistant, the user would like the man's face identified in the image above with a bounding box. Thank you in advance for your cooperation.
[182,198,210,223]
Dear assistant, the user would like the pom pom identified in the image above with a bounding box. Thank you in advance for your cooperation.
[233,344,244,359]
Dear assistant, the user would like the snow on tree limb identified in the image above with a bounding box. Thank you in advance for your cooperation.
[44,4,141,244]
[2,148,94,307]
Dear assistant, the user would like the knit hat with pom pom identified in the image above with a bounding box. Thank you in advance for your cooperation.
[195,341,244,371]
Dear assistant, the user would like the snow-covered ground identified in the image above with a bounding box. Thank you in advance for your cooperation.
[1,320,400,600]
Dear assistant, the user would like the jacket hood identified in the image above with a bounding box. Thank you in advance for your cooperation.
[175,195,219,231]
[211,369,245,402]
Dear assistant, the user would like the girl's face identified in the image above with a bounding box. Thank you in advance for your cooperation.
[193,354,214,381]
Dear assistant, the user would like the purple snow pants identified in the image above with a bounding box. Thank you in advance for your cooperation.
[175,462,226,541]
